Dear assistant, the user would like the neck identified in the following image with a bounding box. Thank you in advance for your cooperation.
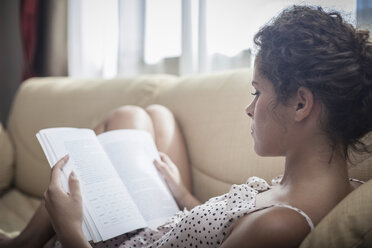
[279,142,350,193]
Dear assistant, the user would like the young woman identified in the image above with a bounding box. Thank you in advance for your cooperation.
[1,5,372,248]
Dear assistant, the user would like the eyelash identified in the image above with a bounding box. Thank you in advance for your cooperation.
[251,91,260,96]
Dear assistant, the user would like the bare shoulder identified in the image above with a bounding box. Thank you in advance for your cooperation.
[220,206,311,248]
[350,180,364,190]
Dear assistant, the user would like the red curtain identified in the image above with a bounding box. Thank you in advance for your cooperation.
[20,0,38,81]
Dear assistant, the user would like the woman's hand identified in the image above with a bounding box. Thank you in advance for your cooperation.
[154,152,200,210]
[43,155,90,247]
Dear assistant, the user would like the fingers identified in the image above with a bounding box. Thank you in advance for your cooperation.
[50,154,70,188]
[159,152,176,170]
[45,155,69,204]
[153,159,165,172]
[68,171,82,200]
[153,159,170,179]
[159,152,171,163]
[49,155,69,193]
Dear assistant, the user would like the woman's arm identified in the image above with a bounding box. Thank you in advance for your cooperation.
[154,152,200,210]
[220,207,310,248]
[58,231,91,248]
[43,155,91,248]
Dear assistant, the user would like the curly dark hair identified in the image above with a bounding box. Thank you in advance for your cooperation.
[253,5,372,161]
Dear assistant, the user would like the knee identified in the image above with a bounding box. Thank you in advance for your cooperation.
[111,105,147,120]
[105,105,153,131]
[145,104,173,119]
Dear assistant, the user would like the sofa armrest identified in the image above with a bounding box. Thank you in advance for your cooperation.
[0,123,14,193]
[300,179,372,248]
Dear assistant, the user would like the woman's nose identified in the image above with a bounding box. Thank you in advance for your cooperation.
[246,96,256,118]
[245,104,253,118]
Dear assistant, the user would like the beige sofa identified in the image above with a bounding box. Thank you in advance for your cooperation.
[0,69,371,247]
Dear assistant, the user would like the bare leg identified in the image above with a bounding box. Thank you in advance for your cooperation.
[94,105,155,136]
[145,104,192,192]
[94,105,192,192]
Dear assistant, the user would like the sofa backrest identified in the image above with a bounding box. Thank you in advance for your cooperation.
[7,75,178,198]
[7,69,372,202]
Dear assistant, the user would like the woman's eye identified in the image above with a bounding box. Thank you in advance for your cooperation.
[251,91,260,96]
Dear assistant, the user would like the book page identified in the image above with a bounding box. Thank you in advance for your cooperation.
[37,128,147,241]
[98,129,179,229]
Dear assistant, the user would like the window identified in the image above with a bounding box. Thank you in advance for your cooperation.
[68,0,359,77]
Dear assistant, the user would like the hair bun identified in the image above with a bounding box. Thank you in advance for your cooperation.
[355,30,372,71]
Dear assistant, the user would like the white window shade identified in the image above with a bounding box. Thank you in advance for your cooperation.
[144,0,181,64]
[205,0,356,72]
[68,0,118,78]
[68,0,357,77]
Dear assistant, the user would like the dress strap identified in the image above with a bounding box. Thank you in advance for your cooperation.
[251,203,314,232]
[349,178,365,184]
[270,203,314,231]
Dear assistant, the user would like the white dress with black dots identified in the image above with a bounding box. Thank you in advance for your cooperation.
[50,176,363,248]
[88,176,313,248]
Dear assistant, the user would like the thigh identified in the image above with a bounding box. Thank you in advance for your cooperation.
[145,104,192,192]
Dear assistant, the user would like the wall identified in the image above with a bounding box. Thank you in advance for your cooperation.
[0,0,23,126]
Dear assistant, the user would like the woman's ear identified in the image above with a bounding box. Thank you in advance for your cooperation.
[294,87,314,122]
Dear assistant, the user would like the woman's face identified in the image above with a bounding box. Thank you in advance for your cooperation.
[245,66,293,157]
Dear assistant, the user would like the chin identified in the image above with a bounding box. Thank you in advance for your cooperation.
[254,144,282,157]
[253,145,267,157]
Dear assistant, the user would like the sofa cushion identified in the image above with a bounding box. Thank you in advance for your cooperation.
[348,133,372,182]
[300,179,372,248]
[0,189,40,235]
[0,123,14,193]
[7,75,178,197]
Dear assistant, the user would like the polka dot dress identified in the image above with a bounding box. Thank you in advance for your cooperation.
[90,176,273,248]
[49,175,364,247]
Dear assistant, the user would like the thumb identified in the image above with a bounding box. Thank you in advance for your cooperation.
[69,171,81,198]
[159,153,176,170]
[154,159,170,178]
[159,152,171,163]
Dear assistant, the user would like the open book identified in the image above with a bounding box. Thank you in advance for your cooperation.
[36,128,179,243]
